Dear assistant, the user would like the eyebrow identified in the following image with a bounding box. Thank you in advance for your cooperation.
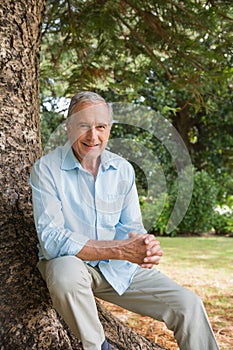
[76,121,109,126]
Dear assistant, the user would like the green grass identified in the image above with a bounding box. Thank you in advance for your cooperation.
[158,236,233,273]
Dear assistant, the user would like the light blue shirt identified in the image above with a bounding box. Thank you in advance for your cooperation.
[30,142,146,295]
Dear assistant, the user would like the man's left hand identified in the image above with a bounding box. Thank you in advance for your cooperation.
[140,234,163,268]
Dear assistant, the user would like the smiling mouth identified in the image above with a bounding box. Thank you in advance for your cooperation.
[82,142,100,147]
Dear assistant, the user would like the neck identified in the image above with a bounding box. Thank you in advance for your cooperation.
[83,157,101,177]
[73,149,101,177]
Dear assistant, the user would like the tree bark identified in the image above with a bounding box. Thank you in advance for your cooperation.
[0,1,166,349]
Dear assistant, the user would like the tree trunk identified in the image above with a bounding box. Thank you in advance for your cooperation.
[0,1,166,349]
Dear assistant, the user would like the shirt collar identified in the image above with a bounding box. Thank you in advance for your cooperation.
[101,150,119,171]
[61,142,81,170]
[61,142,118,171]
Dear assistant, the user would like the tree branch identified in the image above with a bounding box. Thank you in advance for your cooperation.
[116,14,173,80]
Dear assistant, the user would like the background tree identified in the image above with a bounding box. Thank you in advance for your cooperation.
[0,0,166,348]
[40,0,233,235]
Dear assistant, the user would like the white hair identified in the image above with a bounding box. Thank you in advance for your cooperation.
[67,91,113,123]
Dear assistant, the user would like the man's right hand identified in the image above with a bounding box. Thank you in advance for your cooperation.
[77,232,163,268]
[126,232,163,268]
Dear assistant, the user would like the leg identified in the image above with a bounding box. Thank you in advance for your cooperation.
[94,267,220,350]
[37,256,105,350]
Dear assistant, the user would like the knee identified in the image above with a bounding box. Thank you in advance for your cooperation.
[176,288,204,319]
[46,258,92,298]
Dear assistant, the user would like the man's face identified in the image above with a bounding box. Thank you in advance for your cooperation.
[67,102,111,162]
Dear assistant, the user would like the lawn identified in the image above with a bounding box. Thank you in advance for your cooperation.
[101,236,233,350]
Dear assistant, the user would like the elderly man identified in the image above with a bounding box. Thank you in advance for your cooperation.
[30,91,219,350]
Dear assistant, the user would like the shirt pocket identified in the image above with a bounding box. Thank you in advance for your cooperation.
[98,193,124,227]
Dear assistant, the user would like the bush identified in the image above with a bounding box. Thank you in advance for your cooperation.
[140,169,220,235]
[213,198,233,235]
[178,170,219,234]
[140,194,176,236]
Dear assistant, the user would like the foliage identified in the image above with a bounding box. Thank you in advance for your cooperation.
[40,0,233,115]
[213,196,233,235]
[40,0,233,175]
[140,194,176,236]
[41,0,233,104]
[40,105,65,148]
[140,168,221,235]
[213,212,233,235]
[178,169,219,234]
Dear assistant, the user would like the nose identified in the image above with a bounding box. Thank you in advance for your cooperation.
[86,126,98,140]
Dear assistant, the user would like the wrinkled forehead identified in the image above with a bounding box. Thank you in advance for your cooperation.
[68,102,111,124]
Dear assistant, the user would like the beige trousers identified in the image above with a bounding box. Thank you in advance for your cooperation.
[38,256,219,350]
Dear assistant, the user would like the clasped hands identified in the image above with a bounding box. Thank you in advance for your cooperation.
[77,231,163,267]
[128,232,163,268]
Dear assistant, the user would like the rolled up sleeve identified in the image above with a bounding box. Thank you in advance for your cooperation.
[30,161,89,260]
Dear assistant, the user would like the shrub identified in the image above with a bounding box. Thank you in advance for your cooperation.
[140,194,176,236]
[140,168,220,235]
[213,198,233,235]
[178,170,219,234]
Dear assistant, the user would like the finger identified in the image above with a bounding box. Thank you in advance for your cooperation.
[140,259,161,268]
[144,234,154,244]
[140,263,154,269]
[144,235,160,245]
[141,247,163,266]
[144,253,163,263]
[146,245,163,257]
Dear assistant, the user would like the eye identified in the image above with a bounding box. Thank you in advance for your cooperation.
[78,123,90,130]
[96,124,107,130]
